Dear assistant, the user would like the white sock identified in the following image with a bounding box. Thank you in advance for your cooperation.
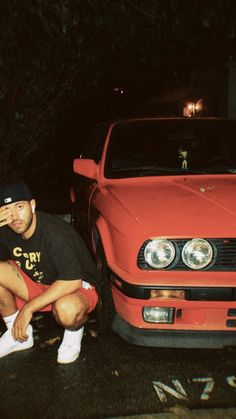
[61,327,84,347]
[3,311,19,329]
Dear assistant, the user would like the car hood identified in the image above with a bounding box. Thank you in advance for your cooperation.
[100,176,236,237]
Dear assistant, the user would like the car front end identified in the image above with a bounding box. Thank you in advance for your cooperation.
[72,117,236,347]
[92,175,236,348]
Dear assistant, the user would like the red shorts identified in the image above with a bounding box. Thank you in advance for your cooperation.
[15,267,98,313]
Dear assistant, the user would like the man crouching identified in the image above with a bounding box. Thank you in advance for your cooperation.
[0,181,99,364]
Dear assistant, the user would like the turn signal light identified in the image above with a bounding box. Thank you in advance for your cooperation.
[150,289,185,300]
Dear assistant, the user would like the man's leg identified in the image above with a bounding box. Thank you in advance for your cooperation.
[0,261,29,303]
[0,285,17,318]
[0,262,33,358]
[0,261,29,329]
[52,284,98,364]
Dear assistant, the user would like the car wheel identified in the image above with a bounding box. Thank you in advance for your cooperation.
[90,241,116,335]
[70,204,80,230]
[70,205,75,226]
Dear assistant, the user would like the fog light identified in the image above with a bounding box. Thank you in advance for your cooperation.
[150,289,185,299]
[143,307,175,323]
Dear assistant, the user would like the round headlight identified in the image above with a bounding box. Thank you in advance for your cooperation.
[182,238,213,269]
[144,239,175,269]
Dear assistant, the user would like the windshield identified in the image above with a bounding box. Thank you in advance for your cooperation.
[104,119,236,179]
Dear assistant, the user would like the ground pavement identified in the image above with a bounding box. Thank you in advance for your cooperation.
[0,313,236,419]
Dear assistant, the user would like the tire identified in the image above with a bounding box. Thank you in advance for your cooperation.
[91,241,116,334]
[70,205,81,233]
[70,205,75,226]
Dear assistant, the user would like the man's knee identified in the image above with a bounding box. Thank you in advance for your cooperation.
[52,294,88,329]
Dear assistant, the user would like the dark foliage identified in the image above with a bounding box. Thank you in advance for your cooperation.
[0,0,236,210]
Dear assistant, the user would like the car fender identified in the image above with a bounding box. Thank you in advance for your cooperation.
[95,215,116,266]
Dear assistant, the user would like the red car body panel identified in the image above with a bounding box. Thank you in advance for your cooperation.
[72,117,236,347]
[91,175,236,272]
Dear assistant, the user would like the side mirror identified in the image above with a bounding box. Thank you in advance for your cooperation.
[73,158,98,180]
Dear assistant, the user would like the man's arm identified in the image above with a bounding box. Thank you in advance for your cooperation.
[12,279,82,341]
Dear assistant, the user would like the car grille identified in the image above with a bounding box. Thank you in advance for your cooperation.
[138,238,236,271]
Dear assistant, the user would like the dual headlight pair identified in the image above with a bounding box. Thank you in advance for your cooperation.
[144,238,213,270]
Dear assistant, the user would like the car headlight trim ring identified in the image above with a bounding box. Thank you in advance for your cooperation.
[182,238,213,269]
[144,239,176,269]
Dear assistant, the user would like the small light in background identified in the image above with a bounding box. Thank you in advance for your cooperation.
[195,99,203,112]
[183,99,203,117]
[113,87,125,95]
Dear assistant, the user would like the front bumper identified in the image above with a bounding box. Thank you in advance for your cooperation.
[111,283,236,330]
[112,315,236,348]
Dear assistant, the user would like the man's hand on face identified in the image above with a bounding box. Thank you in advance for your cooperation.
[0,206,12,227]
[11,307,33,342]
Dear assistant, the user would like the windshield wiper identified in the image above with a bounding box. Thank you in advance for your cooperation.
[111,165,207,175]
[202,165,236,174]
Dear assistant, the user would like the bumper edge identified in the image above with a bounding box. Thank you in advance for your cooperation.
[112,315,236,348]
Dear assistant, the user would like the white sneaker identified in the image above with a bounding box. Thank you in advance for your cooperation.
[57,327,84,364]
[0,325,34,358]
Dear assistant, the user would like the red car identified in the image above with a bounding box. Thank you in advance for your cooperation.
[71,117,236,348]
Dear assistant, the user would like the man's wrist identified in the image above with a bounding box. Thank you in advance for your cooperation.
[22,303,34,315]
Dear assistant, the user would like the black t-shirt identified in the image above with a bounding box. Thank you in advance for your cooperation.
[0,211,99,287]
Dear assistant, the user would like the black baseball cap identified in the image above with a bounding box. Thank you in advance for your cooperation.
[0,181,33,206]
